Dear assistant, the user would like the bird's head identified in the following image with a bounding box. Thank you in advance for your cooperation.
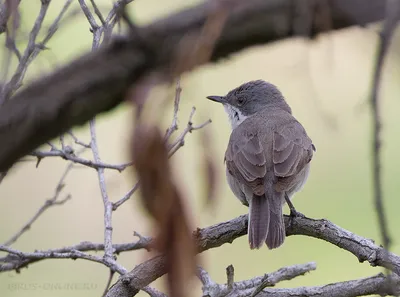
[206,80,290,129]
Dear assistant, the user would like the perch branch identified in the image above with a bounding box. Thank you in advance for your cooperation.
[105,215,400,297]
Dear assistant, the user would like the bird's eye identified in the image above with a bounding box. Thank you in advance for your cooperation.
[237,97,244,105]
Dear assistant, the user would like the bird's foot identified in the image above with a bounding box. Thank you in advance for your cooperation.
[284,193,305,221]
[289,208,305,218]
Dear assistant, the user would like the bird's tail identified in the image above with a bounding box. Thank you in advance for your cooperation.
[265,191,285,249]
[248,191,285,250]
[248,194,269,249]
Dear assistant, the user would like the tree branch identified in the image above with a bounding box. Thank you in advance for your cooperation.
[198,262,317,297]
[105,214,400,297]
[201,269,400,297]
[0,232,151,272]
[0,0,386,172]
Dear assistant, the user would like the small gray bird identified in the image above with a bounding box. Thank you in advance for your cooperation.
[207,80,315,249]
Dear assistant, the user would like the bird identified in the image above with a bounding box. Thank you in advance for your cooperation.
[207,80,315,249]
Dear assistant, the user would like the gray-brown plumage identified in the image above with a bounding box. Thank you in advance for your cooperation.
[207,80,315,249]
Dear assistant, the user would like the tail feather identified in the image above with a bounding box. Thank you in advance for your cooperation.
[248,195,269,249]
[265,191,285,249]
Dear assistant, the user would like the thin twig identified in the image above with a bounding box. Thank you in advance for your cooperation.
[67,131,91,148]
[112,106,211,210]
[0,0,50,103]
[89,119,114,263]
[31,149,132,172]
[90,0,106,25]
[0,244,127,274]
[102,270,115,297]
[142,286,168,297]
[3,161,75,246]
[168,107,212,156]
[0,0,73,104]
[164,77,182,140]
[112,182,140,210]
[0,232,151,272]
[370,0,400,254]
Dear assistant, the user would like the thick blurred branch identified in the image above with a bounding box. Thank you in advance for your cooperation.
[0,0,387,172]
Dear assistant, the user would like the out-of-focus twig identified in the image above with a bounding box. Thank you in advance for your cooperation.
[370,0,400,255]
[0,0,74,104]
[2,161,75,246]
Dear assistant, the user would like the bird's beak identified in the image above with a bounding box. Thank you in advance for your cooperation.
[206,95,226,104]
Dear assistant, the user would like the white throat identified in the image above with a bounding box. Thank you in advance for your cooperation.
[223,104,248,130]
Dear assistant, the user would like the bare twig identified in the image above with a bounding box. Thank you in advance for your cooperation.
[113,103,210,210]
[90,117,114,264]
[102,270,116,297]
[164,77,182,140]
[0,244,127,274]
[0,0,50,103]
[198,262,316,297]
[90,0,106,25]
[142,286,168,297]
[31,149,132,172]
[202,270,400,297]
[67,131,91,148]
[3,161,74,246]
[226,265,234,291]
[370,0,400,253]
[0,0,74,104]
[0,232,150,272]
[112,182,140,210]
[168,107,212,156]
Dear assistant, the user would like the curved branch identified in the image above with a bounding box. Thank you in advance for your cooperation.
[202,270,400,297]
[0,0,386,172]
[105,214,400,297]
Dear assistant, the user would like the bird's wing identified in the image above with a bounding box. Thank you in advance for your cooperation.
[225,128,267,195]
[273,121,314,180]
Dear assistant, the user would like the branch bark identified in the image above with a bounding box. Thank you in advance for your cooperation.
[0,0,386,172]
[104,215,400,297]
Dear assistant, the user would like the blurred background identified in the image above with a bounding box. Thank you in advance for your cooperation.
[0,0,400,296]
